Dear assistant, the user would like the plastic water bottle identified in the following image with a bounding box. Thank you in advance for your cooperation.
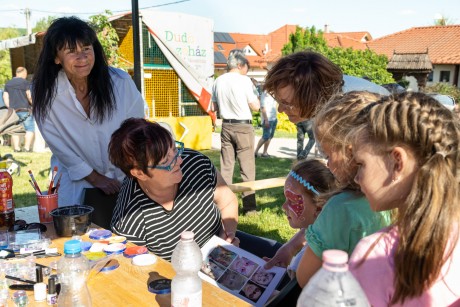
[297,249,370,307]
[171,231,203,307]
[57,240,92,307]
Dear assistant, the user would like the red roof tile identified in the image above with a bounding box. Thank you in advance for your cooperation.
[367,25,460,64]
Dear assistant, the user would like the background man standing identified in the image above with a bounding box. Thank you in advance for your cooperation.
[296,119,315,160]
[3,67,34,152]
[212,49,260,214]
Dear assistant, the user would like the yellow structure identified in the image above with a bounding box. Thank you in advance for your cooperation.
[117,23,212,150]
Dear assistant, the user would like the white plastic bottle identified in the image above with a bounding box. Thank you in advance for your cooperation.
[297,249,370,307]
[171,231,203,307]
[57,240,92,307]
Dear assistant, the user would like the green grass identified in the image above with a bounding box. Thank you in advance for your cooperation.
[1,146,53,208]
[201,150,296,243]
[5,145,296,243]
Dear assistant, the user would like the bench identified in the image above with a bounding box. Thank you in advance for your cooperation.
[228,177,286,193]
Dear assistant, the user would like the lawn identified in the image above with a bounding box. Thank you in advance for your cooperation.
[3,145,296,244]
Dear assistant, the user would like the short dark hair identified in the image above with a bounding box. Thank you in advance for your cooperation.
[108,118,174,176]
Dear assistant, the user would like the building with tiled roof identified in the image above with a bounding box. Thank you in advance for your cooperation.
[214,25,370,81]
[323,31,371,50]
[367,25,460,87]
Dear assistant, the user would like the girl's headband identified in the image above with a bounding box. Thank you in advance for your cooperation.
[289,170,320,195]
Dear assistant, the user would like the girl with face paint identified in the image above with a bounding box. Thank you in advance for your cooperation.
[264,159,336,278]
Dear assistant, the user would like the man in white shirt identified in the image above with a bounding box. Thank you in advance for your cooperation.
[212,49,260,214]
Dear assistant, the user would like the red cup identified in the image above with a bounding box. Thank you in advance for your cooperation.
[37,193,58,223]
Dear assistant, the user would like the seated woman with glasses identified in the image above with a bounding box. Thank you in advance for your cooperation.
[108,118,238,261]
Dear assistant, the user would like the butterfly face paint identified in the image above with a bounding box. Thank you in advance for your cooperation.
[285,189,304,218]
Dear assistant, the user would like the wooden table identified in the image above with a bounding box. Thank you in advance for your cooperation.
[10,224,251,307]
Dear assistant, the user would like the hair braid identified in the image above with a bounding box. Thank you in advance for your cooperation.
[366,92,460,304]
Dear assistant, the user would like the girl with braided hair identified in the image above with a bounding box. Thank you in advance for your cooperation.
[349,92,460,306]
[295,91,391,288]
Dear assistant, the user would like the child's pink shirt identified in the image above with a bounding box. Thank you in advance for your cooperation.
[349,226,460,307]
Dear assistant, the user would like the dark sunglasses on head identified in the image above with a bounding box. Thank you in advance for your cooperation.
[8,220,47,233]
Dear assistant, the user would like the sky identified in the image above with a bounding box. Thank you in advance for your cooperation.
[0,0,459,39]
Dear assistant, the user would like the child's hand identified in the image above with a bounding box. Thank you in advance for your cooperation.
[263,244,296,269]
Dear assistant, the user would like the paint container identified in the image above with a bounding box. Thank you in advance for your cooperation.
[148,279,171,295]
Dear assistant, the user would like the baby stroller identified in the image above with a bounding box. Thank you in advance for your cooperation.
[0,106,26,176]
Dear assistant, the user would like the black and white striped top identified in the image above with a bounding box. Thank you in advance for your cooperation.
[110,149,222,261]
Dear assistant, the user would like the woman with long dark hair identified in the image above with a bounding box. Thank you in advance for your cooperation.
[32,16,144,205]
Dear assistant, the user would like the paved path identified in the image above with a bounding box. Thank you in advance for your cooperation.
[212,132,319,159]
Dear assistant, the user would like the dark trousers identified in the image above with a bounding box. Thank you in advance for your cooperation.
[296,120,315,159]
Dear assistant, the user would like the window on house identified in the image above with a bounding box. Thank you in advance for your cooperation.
[217,44,223,51]
[427,71,433,82]
[440,71,450,82]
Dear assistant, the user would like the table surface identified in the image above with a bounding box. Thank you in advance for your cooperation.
[8,223,251,307]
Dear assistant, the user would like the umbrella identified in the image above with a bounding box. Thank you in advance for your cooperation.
[342,75,390,96]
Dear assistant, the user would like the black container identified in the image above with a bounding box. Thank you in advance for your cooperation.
[50,205,94,237]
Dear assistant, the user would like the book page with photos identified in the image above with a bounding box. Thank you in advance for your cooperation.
[199,235,285,307]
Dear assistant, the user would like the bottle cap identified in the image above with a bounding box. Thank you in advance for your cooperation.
[89,230,112,240]
[36,267,43,283]
[180,231,195,241]
[148,279,171,294]
[48,277,56,294]
[322,249,348,264]
[64,240,82,254]
[132,254,157,266]
[322,249,348,272]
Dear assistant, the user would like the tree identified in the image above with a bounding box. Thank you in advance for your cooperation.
[434,15,454,26]
[0,27,22,87]
[32,16,56,33]
[88,10,120,66]
[282,26,394,85]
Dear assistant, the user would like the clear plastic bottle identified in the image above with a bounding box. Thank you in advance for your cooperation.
[297,249,370,307]
[57,240,92,307]
[171,231,203,307]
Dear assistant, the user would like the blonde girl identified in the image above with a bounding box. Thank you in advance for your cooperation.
[349,92,460,306]
[296,91,391,288]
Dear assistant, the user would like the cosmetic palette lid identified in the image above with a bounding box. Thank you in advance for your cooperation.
[84,251,107,261]
[100,259,120,272]
[107,236,127,244]
[89,230,112,240]
[103,243,126,255]
[148,279,171,294]
[132,254,157,266]
[123,246,149,258]
[80,241,93,252]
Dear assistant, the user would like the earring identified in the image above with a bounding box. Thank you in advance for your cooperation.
[392,176,400,183]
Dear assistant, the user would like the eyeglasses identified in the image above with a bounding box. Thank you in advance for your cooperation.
[277,101,297,111]
[9,220,47,233]
[148,141,184,172]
